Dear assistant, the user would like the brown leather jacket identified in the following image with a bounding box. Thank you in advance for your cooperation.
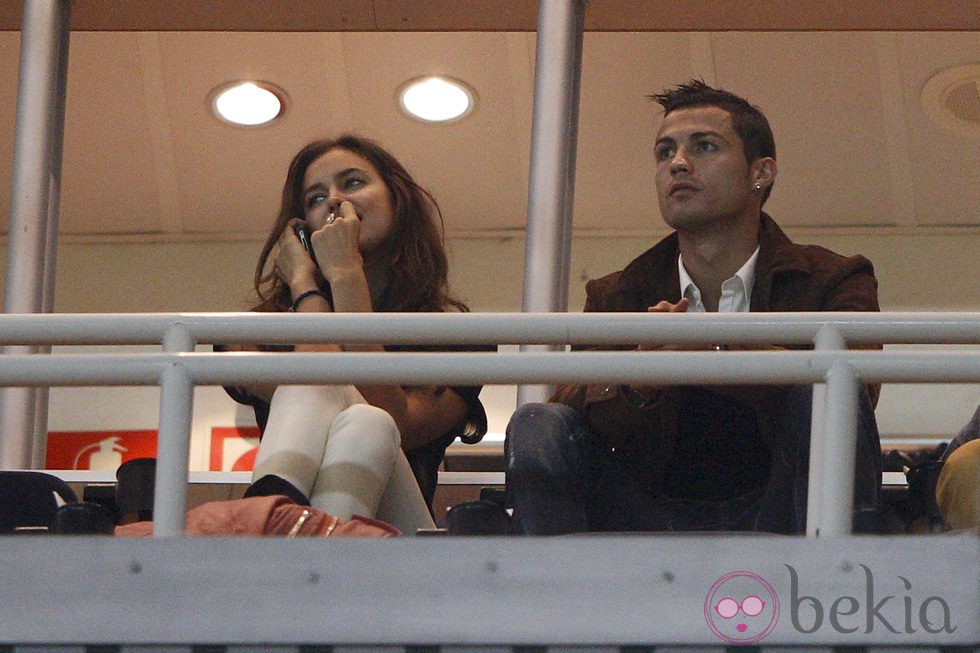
[552,214,880,496]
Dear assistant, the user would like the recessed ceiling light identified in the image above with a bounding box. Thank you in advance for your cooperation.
[921,64,980,138]
[211,81,286,127]
[399,76,475,123]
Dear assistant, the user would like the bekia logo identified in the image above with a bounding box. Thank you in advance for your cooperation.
[705,565,957,644]
[786,564,956,636]
[704,571,779,644]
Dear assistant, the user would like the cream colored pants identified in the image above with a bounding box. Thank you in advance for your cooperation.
[251,384,435,534]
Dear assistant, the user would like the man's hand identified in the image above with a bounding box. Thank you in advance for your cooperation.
[648,298,690,314]
[622,297,694,405]
[639,297,692,351]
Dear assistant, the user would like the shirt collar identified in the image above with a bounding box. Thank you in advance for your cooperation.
[678,246,761,312]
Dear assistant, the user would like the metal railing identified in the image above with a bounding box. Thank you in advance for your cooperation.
[1,310,978,649]
[1,311,978,538]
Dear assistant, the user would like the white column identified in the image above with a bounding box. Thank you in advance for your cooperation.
[152,324,196,537]
[517,0,586,406]
[805,324,848,536]
[817,361,860,537]
[0,0,71,469]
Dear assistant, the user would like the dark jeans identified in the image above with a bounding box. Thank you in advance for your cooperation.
[504,385,881,535]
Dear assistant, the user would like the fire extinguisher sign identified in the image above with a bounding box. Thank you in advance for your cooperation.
[46,430,159,471]
[209,427,260,472]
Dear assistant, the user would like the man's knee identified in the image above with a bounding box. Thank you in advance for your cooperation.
[505,402,589,472]
[507,402,579,447]
[508,402,578,431]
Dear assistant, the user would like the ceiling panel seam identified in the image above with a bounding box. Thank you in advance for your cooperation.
[873,32,918,227]
[688,32,718,87]
[137,32,182,234]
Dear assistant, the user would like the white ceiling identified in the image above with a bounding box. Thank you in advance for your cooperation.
[1,2,978,242]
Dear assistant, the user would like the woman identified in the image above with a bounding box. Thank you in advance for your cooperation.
[223,135,488,534]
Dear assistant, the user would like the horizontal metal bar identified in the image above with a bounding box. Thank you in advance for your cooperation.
[0,535,975,646]
[437,471,505,485]
[16,468,911,488]
[0,312,978,346]
[0,350,977,387]
[44,470,252,484]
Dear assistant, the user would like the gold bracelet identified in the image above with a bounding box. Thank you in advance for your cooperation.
[286,509,312,538]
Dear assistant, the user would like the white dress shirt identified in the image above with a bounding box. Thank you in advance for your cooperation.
[678,247,760,313]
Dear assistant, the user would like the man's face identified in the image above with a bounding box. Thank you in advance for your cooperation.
[654,106,760,233]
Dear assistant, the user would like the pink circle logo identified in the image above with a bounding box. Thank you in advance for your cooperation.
[704,571,779,644]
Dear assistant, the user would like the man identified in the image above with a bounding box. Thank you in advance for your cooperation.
[505,80,882,535]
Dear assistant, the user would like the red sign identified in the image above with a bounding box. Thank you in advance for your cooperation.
[46,430,158,470]
[209,426,260,471]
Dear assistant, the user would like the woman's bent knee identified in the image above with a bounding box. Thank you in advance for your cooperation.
[333,404,400,448]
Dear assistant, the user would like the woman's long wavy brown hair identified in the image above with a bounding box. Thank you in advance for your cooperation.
[252,135,468,314]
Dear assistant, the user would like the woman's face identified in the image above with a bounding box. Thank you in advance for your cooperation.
[300,148,395,256]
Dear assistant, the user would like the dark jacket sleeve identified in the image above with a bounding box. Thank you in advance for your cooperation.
[821,255,879,312]
[759,233,881,407]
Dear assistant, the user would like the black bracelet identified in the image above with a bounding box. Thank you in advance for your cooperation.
[289,289,330,312]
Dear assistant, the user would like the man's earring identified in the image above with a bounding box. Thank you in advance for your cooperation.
[753,182,762,191]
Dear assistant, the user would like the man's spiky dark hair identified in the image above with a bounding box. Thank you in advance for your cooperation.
[649,79,776,174]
